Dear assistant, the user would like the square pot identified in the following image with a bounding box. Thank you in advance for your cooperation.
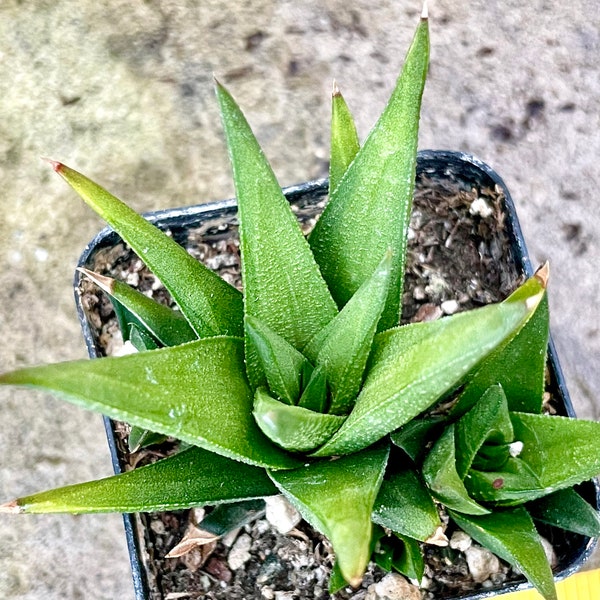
[74,150,598,599]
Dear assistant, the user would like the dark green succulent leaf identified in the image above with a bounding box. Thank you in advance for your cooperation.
[79,269,197,347]
[303,252,392,415]
[53,162,243,338]
[112,300,143,345]
[455,385,513,479]
[372,469,442,541]
[528,488,600,538]
[309,16,429,331]
[514,412,600,488]
[0,338,300,470]
[422,425,490,515]
[450,508,557,600]
[312,274,546,457]
[466,456,542,505]
[390,417,446,464]
[297,365,328,413]
[470,412,600,504]
[253,388,345,453]
[128,324,160,352]
[328,561,348,595]
[215,81,338,386]
[393,532,425,582]
[245,315,307,405]
[1,447,277,514]
[269,445,389,587]
[470,443,511,472]
[128,426,168,452]
[199,499,265,538]
[329,81,360,195]
[452,294,549,417]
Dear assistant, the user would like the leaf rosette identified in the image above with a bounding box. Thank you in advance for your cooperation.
[1,11,599,599]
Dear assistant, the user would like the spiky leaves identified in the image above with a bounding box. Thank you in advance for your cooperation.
[309,15,429,331]
[216,81,338,386]
[0,447,277,514]
[269,445,389,587]
[0,338,299,470]
[451,508,558,600]
[52,162,243,339]
[329,81,360,195]
[312,273,546,457]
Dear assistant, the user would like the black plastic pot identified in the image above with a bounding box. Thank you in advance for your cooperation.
[74,150,598,599]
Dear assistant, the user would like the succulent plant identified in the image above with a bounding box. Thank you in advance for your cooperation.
[1,9,600,600]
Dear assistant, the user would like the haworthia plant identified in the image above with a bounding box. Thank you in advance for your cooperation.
[1,11,599,599]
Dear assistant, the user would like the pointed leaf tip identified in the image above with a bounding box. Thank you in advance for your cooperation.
[332,79,341,97]
[534,262,549,289]
[0,500,22,514]
[77,268,115,294]
[42,157,64,173]
[421,1,428,20]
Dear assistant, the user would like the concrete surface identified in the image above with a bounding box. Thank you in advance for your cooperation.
[0,1,598,598]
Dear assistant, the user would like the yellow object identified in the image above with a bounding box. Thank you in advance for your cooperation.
[501,569,600,599]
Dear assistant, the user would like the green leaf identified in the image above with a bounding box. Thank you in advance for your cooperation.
[312,275,546,457]
[303,252,392,415]
[0,338,300,470]
[269,445,389,587]
[199,499,265,537]
[309,16,429,331]
[452,293,549,417]
[297,364,328,413]
[245,315,307,405]
[52,162,243,338]
[466,457,542,505]
[450,508,557,600]
[455,385,513,479]
[470,412,600,504]
[372,469,442,541]
[529,488,600,538]
[127,426,167,452]
[328,561,348,595]
[390,417,446,464]
[329,81,360,195]
[1,447,277,514]
[128,324,160,352]
[79,269,197,347]
[422,425,490,515]
[392,533,425,582]
[252,388,345,453]
[215,81,338,385]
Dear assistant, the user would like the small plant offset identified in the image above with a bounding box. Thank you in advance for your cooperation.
[2,10,600,600]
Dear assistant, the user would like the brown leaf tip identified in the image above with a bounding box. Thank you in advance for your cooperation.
[421,1,428,20]
[534,261,550,289]
[41,157,64,173]
[332,79,341,98]
[76,268,115,294]
[0,500,23,514]
[425,525,449,547]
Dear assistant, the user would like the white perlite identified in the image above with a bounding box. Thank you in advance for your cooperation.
[464,546,501,583]
[449,530,472,552]
[441,299,460,315]
[365,573,422,600]
[540,536,558,568]
[227,533,252,571]
[469,198,493,218]
[265,495,302,534]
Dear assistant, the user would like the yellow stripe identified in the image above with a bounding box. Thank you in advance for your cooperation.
[501,569,600,599]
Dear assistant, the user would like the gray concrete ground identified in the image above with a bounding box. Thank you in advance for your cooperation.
[0,1,598,598]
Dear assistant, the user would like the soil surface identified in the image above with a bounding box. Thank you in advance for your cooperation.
[78,168,575,600]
